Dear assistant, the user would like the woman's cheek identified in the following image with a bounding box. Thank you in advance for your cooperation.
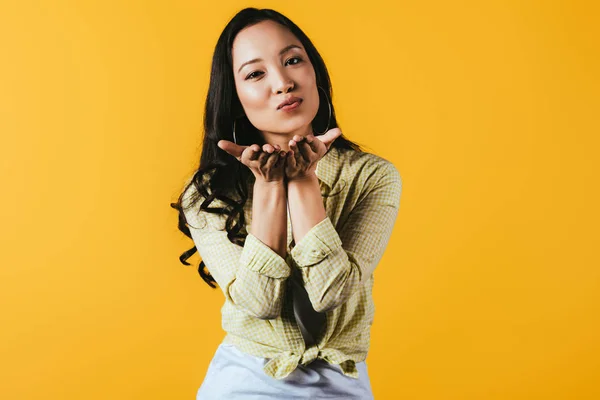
[240,85,269,109]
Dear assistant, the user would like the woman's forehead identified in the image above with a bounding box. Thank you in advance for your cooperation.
[232,21,300,63]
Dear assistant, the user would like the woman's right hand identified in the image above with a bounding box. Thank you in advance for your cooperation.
[217,140,287,183]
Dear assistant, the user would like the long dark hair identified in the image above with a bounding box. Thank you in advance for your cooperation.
[171,7,363,288]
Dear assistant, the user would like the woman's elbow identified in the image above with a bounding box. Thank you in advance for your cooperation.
[226,280,284,319]
[247,303,282,320]
[312,295,348,313]
[231,292,283,319]
[310,267,363,313]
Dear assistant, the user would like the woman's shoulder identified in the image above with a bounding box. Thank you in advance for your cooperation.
[181,169,231,209]
[180,171,231,230]
[335,147,400,182]
[180,172,206,210]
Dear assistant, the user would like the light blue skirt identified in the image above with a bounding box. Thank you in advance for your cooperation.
[196,343,374,399]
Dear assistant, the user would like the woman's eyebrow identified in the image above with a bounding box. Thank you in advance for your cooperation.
[237,44,303,73]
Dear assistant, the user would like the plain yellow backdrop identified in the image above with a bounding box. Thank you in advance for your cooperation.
[1,1,599,399]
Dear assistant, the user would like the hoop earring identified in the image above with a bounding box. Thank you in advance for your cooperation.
[232,118,239,145]
[314,86,332,135]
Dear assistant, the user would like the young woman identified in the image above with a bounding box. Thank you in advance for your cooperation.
[172,7,402,399]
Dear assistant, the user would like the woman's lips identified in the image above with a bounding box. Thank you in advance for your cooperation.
[279,99,302,111]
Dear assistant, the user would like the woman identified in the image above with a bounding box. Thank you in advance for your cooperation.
[171,7,402,399]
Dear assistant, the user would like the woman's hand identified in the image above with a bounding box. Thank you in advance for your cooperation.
[285,128,342,181]
[218,140,287,183]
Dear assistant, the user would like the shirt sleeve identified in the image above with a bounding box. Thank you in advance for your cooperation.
[182,184,291,320]
[289,162,402,313]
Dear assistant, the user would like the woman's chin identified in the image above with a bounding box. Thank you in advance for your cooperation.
[282,116,315,132]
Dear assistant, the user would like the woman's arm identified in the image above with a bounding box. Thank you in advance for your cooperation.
[182,143,290,320]
[284,129,339,242]
[287,162,402,313]
[251,179,288,259]
[182,180,290,320]
[286,172,326,243]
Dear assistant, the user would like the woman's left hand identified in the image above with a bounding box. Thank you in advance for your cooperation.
[285,128,342,181]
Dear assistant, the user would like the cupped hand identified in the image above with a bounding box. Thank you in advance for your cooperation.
[217,140,287,183]
[285,128,342,181]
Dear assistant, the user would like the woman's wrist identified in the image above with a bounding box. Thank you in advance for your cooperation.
[254,177,286,188]
[286,171,318,184]
[251,176,288,258]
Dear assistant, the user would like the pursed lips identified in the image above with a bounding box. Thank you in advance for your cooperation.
[277,97,302,110]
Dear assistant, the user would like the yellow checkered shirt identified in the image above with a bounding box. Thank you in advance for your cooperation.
[182,146,402,380]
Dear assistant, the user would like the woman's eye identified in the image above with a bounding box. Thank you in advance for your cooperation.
[245,57,302,80]
[286,57,302,65]
[246,71,262,80]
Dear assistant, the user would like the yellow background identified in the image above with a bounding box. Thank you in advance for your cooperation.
[1,1,598,399]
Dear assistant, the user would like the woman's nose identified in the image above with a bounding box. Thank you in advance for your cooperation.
[272,72,295,94]
[275,82,294,94]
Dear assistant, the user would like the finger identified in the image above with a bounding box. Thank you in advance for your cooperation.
[316,128,342,148]
[274,150,287,168]
[287,140,298,167]
[307,139,320,153]
[218,140,247,159]
[264,151,280,170]
[289,139,301,160]
[304,134,320,153]
[246,144,262,161]
[289,139,297,153]
[286,149,297,169]
[263,143,275,153]
[257,150,270,167]
[297,139,313,160]
[290,140,303,164]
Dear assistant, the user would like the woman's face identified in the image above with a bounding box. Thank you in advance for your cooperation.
[231,20,320,143]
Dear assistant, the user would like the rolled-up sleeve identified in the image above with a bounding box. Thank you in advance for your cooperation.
[240,234,292,279]
[287,217,342,268]
[182,186,291,320]
[289,162,402,313]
